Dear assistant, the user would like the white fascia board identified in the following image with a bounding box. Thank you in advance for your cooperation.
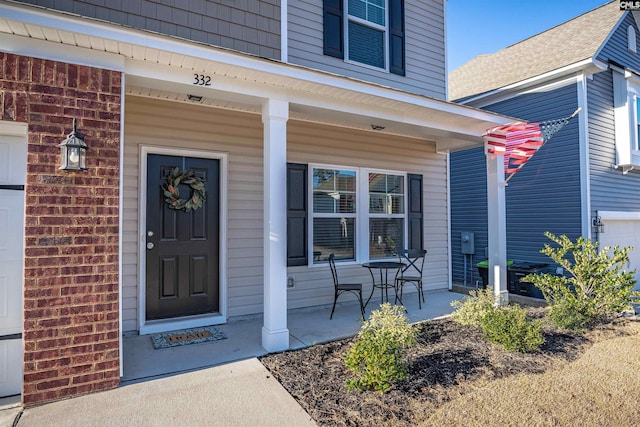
[0,2,509,133]
[460,58,607,107]
[1,32,124,71]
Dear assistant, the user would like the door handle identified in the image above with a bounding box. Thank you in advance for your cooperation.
[147,242,155,250]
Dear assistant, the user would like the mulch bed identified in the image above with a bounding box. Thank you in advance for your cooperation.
[259,308,634,426]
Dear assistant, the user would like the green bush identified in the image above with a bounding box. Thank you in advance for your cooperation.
[450,286,501,327]
[480,305,544,352]
[344,303,417,393]
[451,287,543,352]
[524,232,639,330]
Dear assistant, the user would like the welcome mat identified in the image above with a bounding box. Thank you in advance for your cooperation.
[150,326,227,349]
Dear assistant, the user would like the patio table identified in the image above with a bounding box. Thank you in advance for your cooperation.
[362,261,405,309]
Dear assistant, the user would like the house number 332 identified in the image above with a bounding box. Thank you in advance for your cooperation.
[193,74,212,86]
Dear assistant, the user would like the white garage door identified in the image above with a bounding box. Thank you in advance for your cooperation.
[599,212,640,290]
[0,125,27,398]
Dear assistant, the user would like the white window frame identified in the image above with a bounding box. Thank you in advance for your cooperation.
[362,168,408,262]
[308,164,408,265]
[344,0,390,72]
[612,68,640,170]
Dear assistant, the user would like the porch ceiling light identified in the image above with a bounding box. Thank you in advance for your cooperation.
[59,118,88,171]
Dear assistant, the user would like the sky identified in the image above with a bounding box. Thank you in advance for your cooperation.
[446,0,612,72]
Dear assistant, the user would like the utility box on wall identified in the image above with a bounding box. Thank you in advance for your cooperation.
[460,231,474,254]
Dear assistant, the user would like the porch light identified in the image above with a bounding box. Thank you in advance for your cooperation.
[59,119,88,171]
[592,216,604,234]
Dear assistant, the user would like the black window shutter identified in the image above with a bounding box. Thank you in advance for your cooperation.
[287,163,308,266]
[323,0,344,59]
[389,0,405,76]
[407,173,423,250]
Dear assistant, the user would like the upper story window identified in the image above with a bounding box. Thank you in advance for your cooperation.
[636,97,640,151]
[612,68,640,171]
[347,0,386,69]
[629,25,637,54]
[323,0,405,75]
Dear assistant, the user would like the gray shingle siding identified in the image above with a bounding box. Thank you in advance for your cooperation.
[14,0,281,60]
[450,83,582,285]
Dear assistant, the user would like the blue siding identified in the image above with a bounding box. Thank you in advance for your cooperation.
[588,70,640,214]
[597,13,640,71]
[450,83,582,285]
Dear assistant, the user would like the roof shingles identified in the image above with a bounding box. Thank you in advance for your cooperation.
[449,1,623,101]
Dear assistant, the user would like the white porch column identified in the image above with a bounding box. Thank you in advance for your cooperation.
[261,98,290,352]
[486,152,508,303]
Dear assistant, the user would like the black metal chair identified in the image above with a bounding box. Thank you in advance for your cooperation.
[328,254,365,320]
[395,249,427,309]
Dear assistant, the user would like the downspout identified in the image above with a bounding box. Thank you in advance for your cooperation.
[576,74,592,240]
[280,0,288,63]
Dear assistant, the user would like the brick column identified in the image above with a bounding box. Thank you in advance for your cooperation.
[1,53,121,406]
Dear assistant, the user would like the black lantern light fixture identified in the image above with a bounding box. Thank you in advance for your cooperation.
[59,119,88,171]
[592,215,604,234]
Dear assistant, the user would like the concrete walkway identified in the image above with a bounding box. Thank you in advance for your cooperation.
[1,289,467,427]
[12,358,315,427]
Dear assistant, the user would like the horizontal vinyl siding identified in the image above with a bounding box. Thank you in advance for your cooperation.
[450,83,582,285]
[123,96,265,331]
[597,13,640,71]
[123,96,449,330]
[286,121,448,311]
[587,71,640,215]
[287,0,446,99]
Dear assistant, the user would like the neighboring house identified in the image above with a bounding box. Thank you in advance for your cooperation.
[449,1,640,291]
[0,0,510,405]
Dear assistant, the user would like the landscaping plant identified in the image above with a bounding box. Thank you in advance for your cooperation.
[344,303,417,393]
[480,304,545,352]
[524,232,639,330]
[451,287,544,352]
[450,286,501,327]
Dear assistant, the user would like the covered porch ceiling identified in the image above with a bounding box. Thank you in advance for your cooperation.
[0,1,514,151]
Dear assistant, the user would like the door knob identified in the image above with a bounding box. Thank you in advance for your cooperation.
[146,242,154,250]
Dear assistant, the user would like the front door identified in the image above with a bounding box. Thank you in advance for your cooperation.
[146,154,220,320]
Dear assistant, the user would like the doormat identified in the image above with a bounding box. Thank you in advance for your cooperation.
[150,326,227,349]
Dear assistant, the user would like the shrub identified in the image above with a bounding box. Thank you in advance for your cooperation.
[450,286,502,327]
[480,305,544,352]
[524,232,639,330]
[344,303,417,393]
[451,287,543,352]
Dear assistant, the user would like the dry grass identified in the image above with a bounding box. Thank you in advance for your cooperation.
[425,321,640,427]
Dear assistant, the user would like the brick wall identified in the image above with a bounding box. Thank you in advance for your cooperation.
[1,52,121,406]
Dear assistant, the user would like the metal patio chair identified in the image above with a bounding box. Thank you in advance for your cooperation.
[328,254,365,320]
[395,249,427,309]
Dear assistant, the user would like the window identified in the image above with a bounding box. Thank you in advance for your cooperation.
[312,167,358,262]
[347,0,386,69]
[309,166,411,264]
[629,25,637,54]
[368,172,404,259]
[636,97,640,151]
[612,68,640,170]
[323,0,405,75]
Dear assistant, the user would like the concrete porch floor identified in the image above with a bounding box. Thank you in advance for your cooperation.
[122,289,465,383]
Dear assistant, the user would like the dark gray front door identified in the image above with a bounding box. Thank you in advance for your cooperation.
[146,154,220,320]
